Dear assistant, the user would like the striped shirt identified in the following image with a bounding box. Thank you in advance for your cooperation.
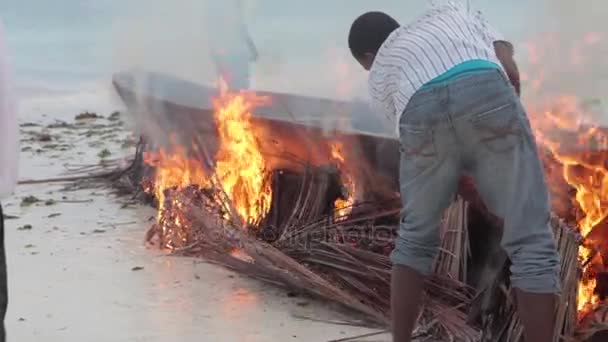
[368,0,505,134]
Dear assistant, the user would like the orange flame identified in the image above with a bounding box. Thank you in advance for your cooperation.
[524,33,607,314]
[330,141,356,220]
[212,88,273,225]
[530,100,606,313]
[143,140,210,248]
[230,248,254,263]
[144,141,209,214]
[143,82,273,248]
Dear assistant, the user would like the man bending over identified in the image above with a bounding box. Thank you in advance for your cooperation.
[347,1,559,341]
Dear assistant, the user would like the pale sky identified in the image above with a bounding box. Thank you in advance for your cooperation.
[0,0,605,104]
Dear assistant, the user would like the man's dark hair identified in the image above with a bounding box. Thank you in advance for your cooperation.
[348,12,400,58]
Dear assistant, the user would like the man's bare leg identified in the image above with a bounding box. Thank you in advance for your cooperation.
[515,290,556,342]
[392,265,425,342]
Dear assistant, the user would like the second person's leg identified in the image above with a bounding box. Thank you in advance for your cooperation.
[455,72,560,342]
[392,87,462,342]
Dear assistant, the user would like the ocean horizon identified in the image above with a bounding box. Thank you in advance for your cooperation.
[1,0,604,123]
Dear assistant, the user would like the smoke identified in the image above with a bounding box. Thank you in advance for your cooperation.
[109,0,374,148]
[112,0,217,86]
[109,0,608,185]
[111,0,369,99]
[111,0,240,149]
[519,0,608,123]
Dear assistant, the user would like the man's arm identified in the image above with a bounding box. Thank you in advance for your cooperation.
[235,0,258,63]
[494,40,521,96]
[243,29,258,62]
[468,4,521,96]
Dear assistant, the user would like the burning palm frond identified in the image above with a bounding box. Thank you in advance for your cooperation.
[61,82,608,341]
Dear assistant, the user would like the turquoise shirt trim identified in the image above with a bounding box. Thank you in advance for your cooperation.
[421,59,501,89]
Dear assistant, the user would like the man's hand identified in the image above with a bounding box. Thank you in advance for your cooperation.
[239,24,258,63]
[494,41,521,96]
[246,34,258,62]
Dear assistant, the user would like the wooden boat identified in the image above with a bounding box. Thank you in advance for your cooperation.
[112,70,401,196]
[112,70,608,207]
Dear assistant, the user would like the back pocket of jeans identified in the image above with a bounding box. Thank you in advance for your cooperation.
[469,101,523,153]
[399,124,437,177]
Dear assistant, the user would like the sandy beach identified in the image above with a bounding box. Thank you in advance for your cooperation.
[4,114,389,342]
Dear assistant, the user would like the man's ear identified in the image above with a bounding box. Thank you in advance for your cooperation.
[358,52,376,71]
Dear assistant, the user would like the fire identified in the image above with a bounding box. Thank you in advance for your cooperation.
[230,248,254,263]
[143,140,210,248]
[531,100,607,313]
[141,31,608,318]
[143,83,273,248]
[212,89,273,226]
[144,141,209,213]
[524,33,607,315]
[330,141,356,220]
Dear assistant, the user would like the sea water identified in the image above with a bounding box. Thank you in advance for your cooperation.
[1,0,119,121]
[0,0,570,125]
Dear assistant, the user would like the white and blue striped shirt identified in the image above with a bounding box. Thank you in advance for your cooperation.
[368,0,505,134]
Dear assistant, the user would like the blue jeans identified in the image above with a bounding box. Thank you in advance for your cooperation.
[391,70,560,293]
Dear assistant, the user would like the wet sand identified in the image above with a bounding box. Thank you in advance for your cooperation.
[5,114,389,341]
